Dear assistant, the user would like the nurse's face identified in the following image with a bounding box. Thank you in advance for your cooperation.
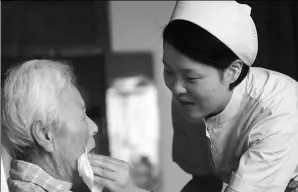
[163,43,232,119]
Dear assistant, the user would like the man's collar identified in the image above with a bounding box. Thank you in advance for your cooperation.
[9,159,73,191]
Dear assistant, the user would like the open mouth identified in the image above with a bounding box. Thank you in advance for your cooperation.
[86,139,96,153]
[88,148,96,154]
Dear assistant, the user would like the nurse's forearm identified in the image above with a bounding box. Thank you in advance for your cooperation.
[224,186,239,192]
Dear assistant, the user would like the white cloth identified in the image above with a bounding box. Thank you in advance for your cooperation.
[170,1,258,66]
[1,157,9,192]
[78,147,103,192]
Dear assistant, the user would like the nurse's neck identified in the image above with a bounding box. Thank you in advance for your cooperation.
[204,90,233,120]
[204,110,224,120]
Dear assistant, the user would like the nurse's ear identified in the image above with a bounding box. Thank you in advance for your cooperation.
[222,60,243,84]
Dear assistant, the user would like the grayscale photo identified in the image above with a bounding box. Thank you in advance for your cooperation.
[2,1,298,192]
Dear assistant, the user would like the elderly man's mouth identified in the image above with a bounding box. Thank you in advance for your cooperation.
[86,144,95,153]
[86,138,96,153]
[89,148,96,154]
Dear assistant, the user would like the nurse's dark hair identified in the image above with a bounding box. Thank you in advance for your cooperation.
[162,20,249,90]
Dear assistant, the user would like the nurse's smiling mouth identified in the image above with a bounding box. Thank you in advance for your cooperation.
[177,97,195,106]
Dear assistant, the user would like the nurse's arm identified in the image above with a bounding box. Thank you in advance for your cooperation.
[226,114,298,192]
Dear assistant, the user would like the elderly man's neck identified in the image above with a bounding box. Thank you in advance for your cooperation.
[29,152,73,183]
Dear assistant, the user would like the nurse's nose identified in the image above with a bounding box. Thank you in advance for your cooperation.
[173,79,187,95]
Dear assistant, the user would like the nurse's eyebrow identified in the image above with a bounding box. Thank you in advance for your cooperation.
[181,69,195,74]
[181,69,203,76]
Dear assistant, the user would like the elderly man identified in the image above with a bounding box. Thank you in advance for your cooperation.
[1,59,150,192]
[1,59,99,191]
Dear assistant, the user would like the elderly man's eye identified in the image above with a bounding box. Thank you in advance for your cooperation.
[164,69,173,74]
[81,114,87,121]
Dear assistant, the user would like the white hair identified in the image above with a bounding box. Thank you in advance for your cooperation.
[2,59,75,159]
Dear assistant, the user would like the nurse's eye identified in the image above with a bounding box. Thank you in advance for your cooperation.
[185,76,200,82]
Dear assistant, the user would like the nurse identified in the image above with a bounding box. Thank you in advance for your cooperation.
[89,1,298,192]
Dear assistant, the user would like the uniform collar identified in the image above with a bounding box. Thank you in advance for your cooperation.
[205,75,247,127]
[9,159,73,191]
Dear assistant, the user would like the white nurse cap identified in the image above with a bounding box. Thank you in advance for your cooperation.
[170,1,258,66]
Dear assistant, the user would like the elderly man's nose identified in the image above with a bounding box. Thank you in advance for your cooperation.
[88,117,98,136]
[92,122,98,136]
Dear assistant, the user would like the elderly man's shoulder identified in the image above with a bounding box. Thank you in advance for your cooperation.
[8,179,47,192]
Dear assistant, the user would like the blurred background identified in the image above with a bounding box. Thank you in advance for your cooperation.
[2,1,298,192]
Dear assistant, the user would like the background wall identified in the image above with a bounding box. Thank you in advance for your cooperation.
[108,1,191,192]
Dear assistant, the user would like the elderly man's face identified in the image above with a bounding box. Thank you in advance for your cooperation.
[55,85,98,181]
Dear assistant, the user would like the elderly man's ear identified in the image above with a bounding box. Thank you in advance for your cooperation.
[31,121,55,152]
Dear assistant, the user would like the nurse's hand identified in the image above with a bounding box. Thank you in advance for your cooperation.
[88,154,149,192]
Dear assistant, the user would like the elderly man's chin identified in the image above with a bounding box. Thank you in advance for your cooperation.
[68,152,95,189]
[56,140,96,185]
[71,144,96,190]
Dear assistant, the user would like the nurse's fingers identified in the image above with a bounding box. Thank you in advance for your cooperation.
[91,165,116,181]
[88,153,126,167]
[94,172,134,192]
[88,156,117,172]
[94,176,116,192]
